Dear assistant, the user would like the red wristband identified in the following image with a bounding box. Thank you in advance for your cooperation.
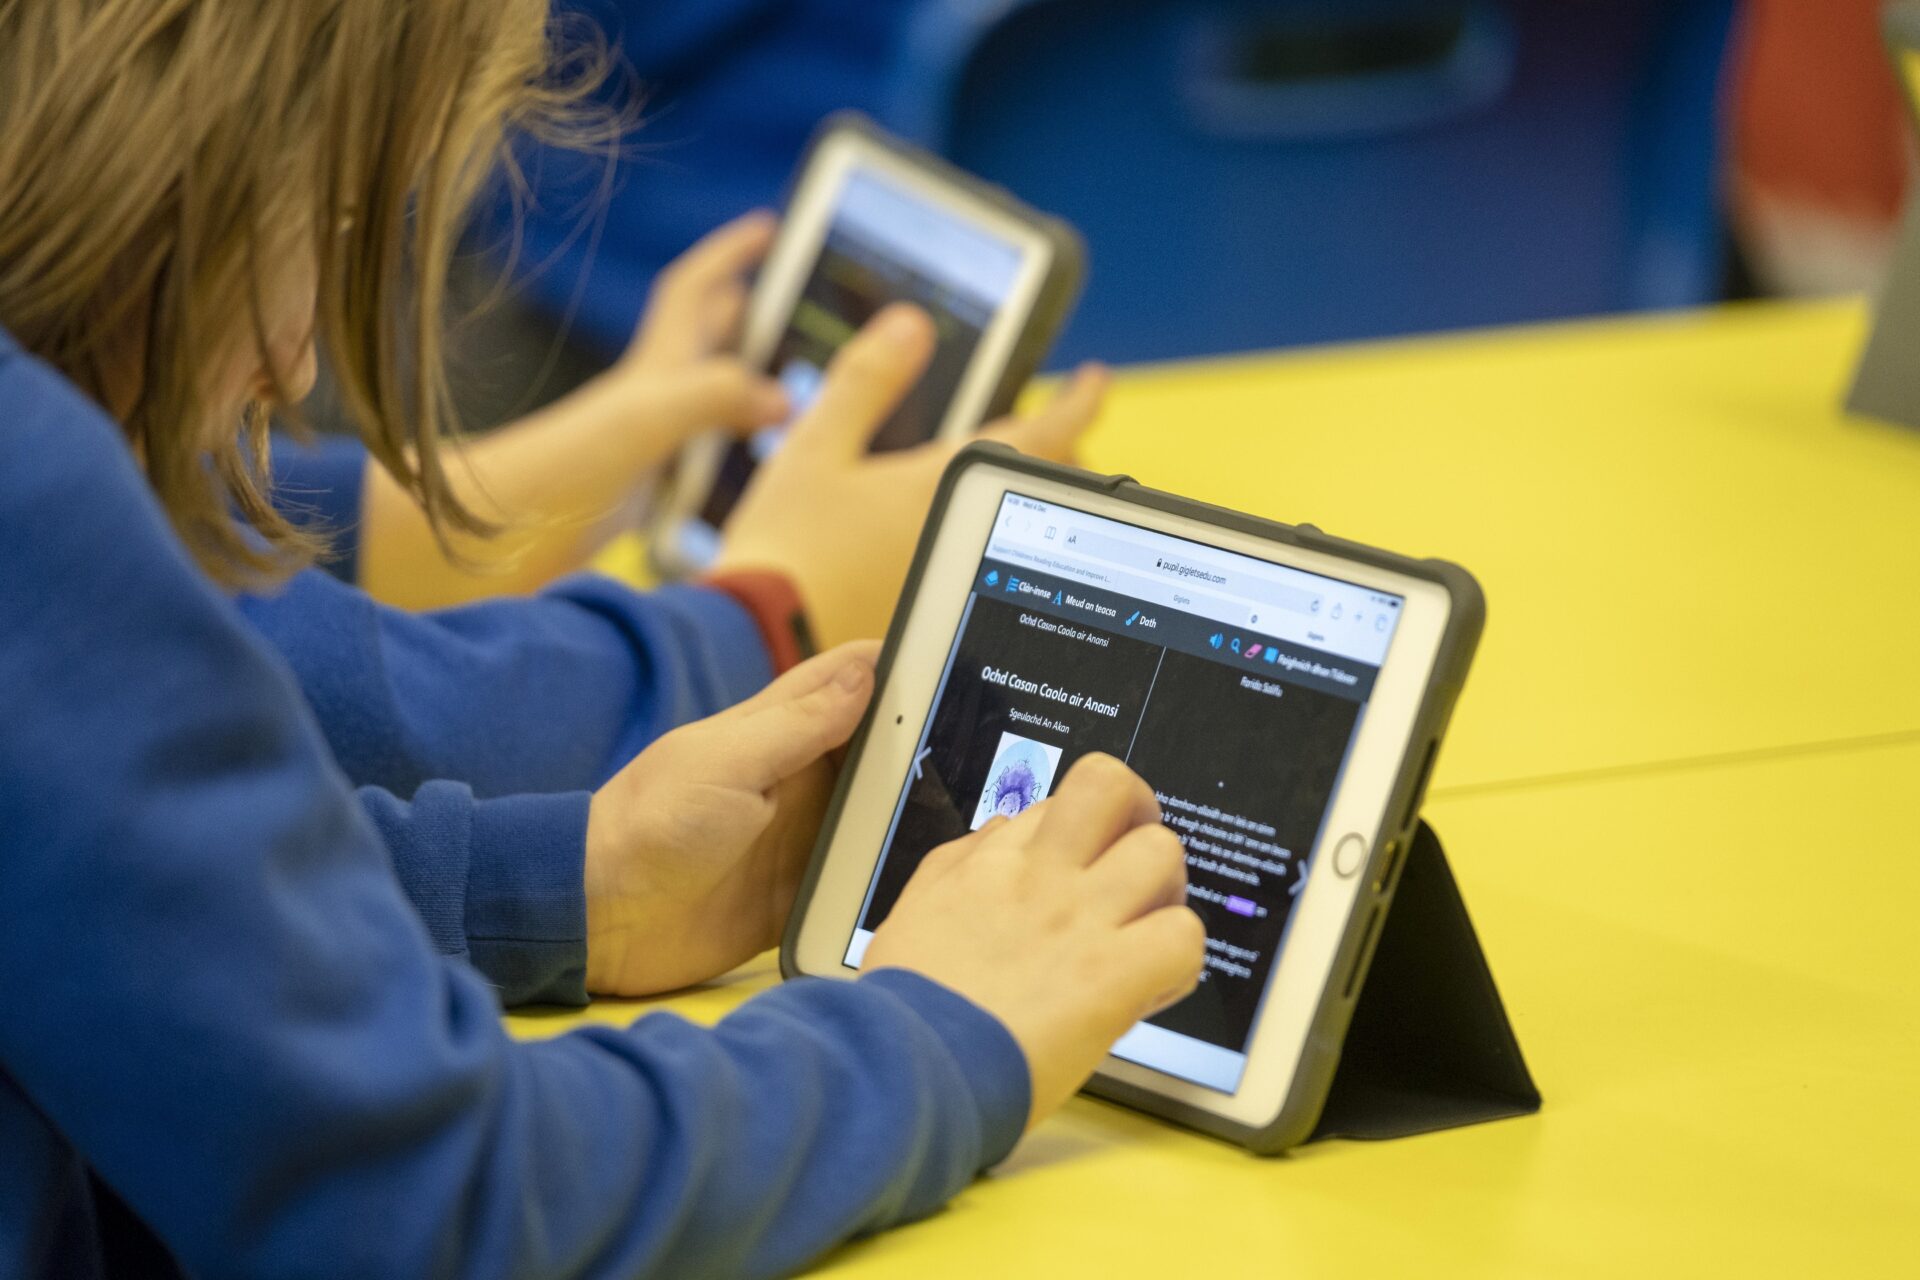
[701,570,818,675]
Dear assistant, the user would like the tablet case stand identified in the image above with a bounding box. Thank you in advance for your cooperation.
[1305,819,1539,1144]
[1850,4,1920,429]
[1844,185,1920,429]
[781,444,1535,1154]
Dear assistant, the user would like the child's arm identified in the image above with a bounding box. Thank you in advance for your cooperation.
[343,641,878,1007]
[356,782,596,1008]
[1,340,1198,1278]
[3,347,1158,1280]
[307,213,788,610]
[242,571,823,1008]
[237,566,773,799]
[358,213,787,609]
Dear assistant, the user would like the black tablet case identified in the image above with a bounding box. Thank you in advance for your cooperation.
[1084,817,1539,1152]
[810,112,1087,416]
[1848,4,1920,428]
[651,112,1087,580]
[1303,820,1538,1143]
[782,445,1539,1154]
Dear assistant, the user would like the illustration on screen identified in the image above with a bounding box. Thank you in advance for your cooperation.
[968,733,1064,829]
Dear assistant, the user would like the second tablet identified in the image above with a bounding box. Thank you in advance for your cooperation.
[650,113,1084,578]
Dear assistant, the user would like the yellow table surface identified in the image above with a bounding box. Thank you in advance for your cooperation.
[603,299,1920,791]
[1082,298,1920,793]
[511,738,1920,1277]
[546,301,1920,1274]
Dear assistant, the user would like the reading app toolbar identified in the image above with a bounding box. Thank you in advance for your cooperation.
[985,492,1402,668]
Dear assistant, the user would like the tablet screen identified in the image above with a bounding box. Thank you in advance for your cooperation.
[846,491,1405,1093]
[694,166,1028,535]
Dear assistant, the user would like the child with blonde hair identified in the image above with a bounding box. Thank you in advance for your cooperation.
[0,4,1203,1277]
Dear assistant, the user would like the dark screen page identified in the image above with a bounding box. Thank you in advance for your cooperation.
[848,493,1403,1094]
[696,167,1024,530]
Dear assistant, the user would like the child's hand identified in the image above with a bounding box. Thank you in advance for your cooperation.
[588,209,792,449]
[360,213,793,608]
[623,210,773,376]
[862,755,1205,1132]
[581,642,878,997]
[714,303,1109,649]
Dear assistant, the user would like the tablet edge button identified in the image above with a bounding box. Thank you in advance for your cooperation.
[1331,832,1366,878]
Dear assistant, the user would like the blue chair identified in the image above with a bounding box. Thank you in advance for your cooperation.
[881,0,1738,364]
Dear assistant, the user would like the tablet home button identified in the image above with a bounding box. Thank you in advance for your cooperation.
[1331,833,1367,878]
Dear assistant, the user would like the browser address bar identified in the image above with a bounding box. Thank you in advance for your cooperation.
[1058,527,1323,621]
[992,545,1248,625]
[988,533,1321,630]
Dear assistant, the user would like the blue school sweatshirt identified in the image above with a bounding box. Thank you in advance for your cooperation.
[244,436,775,1005]
[0,328,1028,1278]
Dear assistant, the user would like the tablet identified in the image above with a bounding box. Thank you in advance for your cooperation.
[782,446,1483,1152]
[649,114,1084,578]
[1886,2,1920,126]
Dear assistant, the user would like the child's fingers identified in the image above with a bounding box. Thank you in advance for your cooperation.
[702,282,749,349]
[722,640,882,721]
[978,363,1108,462]
[634,212,778,365]
[1031,753,1161,869]
[659,210,777,302]
[644,361,790,436]
[1121,905,1209,1017]
[718,642,881,791]
[1083,822,1189,925]
[782,305,936,460]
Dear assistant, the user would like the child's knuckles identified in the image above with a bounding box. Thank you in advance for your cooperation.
[703,362,760,407]
[759,699,836,751]
[1165,908,1208,964]
[1144,825,1188,877]
[1063,751,1132,794]
[832,333,906,389]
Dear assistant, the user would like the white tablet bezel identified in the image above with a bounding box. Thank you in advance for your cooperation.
[655,126,1058,569]
[787,461,1455,1131]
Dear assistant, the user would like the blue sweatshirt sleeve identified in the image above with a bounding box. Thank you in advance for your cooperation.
[248,448,772,1005]
[0,335,1029,1278]
[269,433,369,581]
[359,783,594,1008]
[237,566,773,799]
